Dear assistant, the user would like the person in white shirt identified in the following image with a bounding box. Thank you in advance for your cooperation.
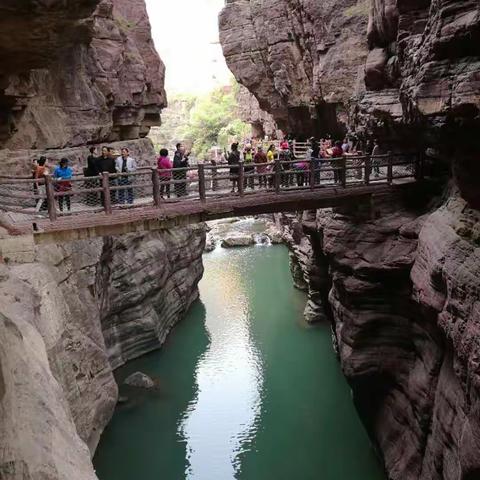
[115,147,137,204]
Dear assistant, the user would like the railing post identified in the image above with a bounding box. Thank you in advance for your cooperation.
[364,155,371,185]
[274,158,281,194]
[341,156,347,188]
[151,168,161,207]
[102,172,112,215]
[387,151,393,185]
[238,161,245,197]
[309,158,316,189]
[211,165,217,191]
[415,152,425,181]
[44,174,57,221]
[198,163,206,203]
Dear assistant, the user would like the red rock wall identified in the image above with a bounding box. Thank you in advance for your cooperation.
[0,0,166,151]
[219,0,369,138]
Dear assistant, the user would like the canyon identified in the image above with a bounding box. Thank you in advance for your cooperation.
[0,0,479,479]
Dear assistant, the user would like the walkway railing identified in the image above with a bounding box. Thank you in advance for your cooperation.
[0,153,423,223]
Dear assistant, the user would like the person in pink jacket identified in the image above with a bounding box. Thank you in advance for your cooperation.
[157,148,172,198]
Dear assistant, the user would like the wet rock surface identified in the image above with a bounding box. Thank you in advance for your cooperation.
[124,372,155,389]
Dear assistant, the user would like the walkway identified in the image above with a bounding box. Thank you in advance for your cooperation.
[0,153,423,244]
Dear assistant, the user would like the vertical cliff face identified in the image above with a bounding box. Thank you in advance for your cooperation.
[219,0,369,138]
[353,0,480,151]
[97,226,206,369]
[278,187,480,479]
[0,225,206,479]
[0,0,166,151]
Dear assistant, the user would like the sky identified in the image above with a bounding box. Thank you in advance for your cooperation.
[145,0,232,94]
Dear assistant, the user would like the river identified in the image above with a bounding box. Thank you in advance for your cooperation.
[94,226,385,480]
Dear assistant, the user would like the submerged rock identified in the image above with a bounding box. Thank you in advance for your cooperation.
[221,234,255,248]
[124,372,155,389]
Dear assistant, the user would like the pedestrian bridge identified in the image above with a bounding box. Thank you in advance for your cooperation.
[0,153,423,244]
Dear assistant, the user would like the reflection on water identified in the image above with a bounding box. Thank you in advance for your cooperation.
[180,257,263,478]
[94,244,385,480]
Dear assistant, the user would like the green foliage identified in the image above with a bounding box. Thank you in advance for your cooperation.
[343,0,369,18]
[183,83,250,158]
[150,80,250,159]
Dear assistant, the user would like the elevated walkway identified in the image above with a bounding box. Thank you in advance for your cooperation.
[0,153,423,244]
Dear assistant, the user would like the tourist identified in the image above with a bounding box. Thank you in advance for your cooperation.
[243,144,255,190]
[34,157,49,212]
[115,147,137,204]
[254,145,268,189]
[371,139,381,177]
[266,144,276,188]
[97,146,117,205]
[331,141,344,184]
[85,147,99,206]
[173,143,189,197]
[53,158,73,212]
[342,138,350,154]
[157,148,172,198]
[227,143,240,193]
[85,147,98,176]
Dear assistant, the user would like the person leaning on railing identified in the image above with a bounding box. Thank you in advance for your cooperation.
[97,146,117,206]
[115,147,137,205]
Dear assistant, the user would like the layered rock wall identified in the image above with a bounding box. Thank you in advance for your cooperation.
[0,225,205,479]
[0,0,166,151]
[219,0,369,138]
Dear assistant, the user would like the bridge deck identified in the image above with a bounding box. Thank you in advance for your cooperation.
[0,153,423,244]
[22,180,414,243]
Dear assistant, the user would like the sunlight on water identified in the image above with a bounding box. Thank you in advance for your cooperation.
[180,252,264,479]
[94,243,385,480]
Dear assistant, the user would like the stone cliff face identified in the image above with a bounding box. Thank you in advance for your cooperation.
[219,0,369,138]
[0,0,166,151]
[98,225,205,369]
[276,186,480,479]
[0,225,205,479]
[353,0,480,152]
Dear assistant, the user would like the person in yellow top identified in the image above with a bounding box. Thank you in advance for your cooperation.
[266,144,276,188]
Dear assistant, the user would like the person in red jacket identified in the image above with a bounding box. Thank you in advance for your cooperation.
[331,141,344,184]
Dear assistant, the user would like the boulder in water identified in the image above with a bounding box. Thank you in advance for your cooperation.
[221,234,255,248]
[123,372,155,389]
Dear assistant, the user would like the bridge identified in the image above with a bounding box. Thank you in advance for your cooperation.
[0,153,423,244]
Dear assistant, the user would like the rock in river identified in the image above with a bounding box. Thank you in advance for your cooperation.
[124,372,156,389]
[221,234,255,248]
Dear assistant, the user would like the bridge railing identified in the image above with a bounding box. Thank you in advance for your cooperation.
[0,152,422,222]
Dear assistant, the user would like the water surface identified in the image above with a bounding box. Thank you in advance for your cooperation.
[94,243,385,480]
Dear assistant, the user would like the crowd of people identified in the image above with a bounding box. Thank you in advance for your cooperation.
[30,143,191,212]
[224,136,382,192]
[29,136,382,213]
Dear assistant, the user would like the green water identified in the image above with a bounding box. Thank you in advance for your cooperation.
[94,244,385,480]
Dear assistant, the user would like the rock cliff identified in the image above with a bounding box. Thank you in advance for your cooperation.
[0,0,166,151]
[278,186,480,479]
[219,0,369,138]
[0,225,205,479]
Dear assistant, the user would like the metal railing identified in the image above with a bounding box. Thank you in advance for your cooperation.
[0,152,423,223]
